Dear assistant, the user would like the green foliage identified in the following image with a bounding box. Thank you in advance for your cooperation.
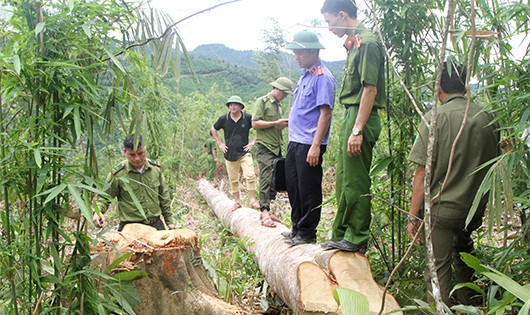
[333,288,370,315]
[0,0,187,313]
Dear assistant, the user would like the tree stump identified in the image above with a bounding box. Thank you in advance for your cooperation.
[91,223,249,315]
[197,179,403,315]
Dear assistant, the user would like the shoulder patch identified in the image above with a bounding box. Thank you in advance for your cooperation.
[148,159,161,168]
[111,162,125,175]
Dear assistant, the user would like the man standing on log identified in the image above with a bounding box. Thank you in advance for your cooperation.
[211,96,259,211]
[407,61,500,306]
[282,31,336,246]
[252,77,294,228]
[321,0,386,253]
[92,134,176,231]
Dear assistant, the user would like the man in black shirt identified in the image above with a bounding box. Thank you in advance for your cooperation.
[212,96,259,211]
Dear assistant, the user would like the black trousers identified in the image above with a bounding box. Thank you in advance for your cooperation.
[285,142,326,239]
[118,216,165,231]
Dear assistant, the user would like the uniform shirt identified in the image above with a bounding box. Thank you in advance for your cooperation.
[213,111,253,161]
[289,61,336,145]
[204,138,216,155]
[252,92,284,155]
[106,159,173,224]
[408,94,500,219]
[340,24,386,108]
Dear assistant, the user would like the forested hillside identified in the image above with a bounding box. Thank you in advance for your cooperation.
[176,44,345,101]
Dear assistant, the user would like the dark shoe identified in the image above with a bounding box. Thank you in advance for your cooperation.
[281,231,295,239]
[327,240,367,253]
[285,235,316,246]
[320,240,334,249]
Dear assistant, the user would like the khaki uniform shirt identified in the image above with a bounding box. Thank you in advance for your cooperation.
[253,93,284,155]
[106,159,172,224]
[340,24,386,108]
[408,95,500,219]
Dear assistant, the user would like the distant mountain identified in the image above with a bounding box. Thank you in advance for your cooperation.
[175,44,345,101]
[190,44,345,75]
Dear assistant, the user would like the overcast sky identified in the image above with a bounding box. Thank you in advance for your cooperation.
[148,0,349,61]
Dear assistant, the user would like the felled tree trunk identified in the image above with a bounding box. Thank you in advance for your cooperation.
[197,179,403,315]
[91,223,249,315]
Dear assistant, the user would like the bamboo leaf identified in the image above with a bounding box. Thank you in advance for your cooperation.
[112,270,147,281]
[333,287,370,315]
[42,183,67,205]
[105,253,133,274]
[13,54,21,74]
[73,106,82,141]
[35,22,45,36]
[121,178,147,221]
[68,184,92,223]
[82,23,92,38]
[482,270,530,302]
[103,47,126,73]
[33,148,42,169]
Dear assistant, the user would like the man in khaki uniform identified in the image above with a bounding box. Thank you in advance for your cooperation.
[92,134,176,231]
[252,77,294,227]
[407,61,500,305]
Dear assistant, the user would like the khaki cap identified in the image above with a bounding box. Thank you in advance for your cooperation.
[270,77,294,95]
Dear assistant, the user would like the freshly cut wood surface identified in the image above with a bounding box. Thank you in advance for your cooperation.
[198,179,403,315]
[91,223,250,315]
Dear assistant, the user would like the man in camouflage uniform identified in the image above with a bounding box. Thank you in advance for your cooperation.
[252,76,294,227]
[92,134,176,231]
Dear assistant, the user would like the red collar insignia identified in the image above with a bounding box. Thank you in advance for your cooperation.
[310,66,324,76]
[344,36,354,50]
[355,34,362,48]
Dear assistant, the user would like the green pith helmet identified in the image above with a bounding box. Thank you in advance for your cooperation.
[270,77,295,95]
[286,30,325,50]
[226,95,245,109]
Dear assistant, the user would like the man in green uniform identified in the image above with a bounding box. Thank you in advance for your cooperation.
[92,134,176,231]
[321,0,385,252]
[407,61,500,305]
[252,76,294,227]
[204,131,217,180]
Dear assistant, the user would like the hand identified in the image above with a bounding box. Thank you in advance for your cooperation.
[407,220,421,245]
[218,142,228,153]
[277,118,288,128]
[306,144,320,167]
[243,142,254,152]
[348,134,363,157]
[93,212,105,228]
[168,224,177,230]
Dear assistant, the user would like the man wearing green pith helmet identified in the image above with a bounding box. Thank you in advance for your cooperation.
[211,96,259,211]
[252,76,295,228]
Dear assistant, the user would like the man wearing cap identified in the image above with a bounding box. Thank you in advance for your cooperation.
[320,0,386,253]
[252,76,294,228]
[282,31,336,245]
[211,96,259,211]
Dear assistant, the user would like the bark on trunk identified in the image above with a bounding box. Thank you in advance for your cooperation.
[91,223,249,315]
[197,179,403,315]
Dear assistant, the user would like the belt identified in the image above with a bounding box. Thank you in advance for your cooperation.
[345,104,378,112]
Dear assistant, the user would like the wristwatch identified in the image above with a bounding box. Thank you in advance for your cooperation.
[352,127,362,136]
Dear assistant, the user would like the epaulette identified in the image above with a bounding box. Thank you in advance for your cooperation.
[344,34,363,50]
[355,34,362,49]
[111,162,125,175]
[310,66,324,76]
[148,159,161,168]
